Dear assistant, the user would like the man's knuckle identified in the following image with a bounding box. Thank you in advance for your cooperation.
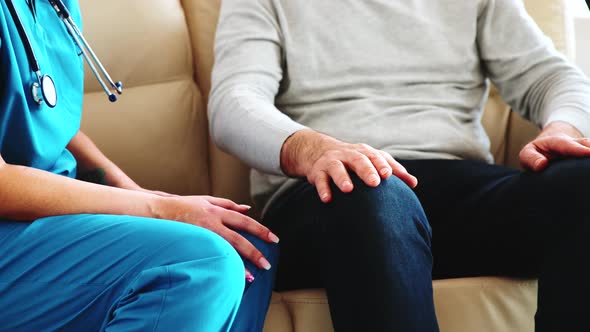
[362,166,377,176]
[350,152,368,163]
[363,151,379,160]
[356,143,371,150]
[324,149,341,159]
[327,159,343,169]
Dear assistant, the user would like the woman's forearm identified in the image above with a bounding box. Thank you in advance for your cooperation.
[0,161,159,221]
[67,130,140,189]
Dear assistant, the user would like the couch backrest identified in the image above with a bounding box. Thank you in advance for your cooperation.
[79,0,574,204]
[80,0,211,195]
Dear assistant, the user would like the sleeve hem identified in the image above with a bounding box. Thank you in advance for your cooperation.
[545,108,590,138]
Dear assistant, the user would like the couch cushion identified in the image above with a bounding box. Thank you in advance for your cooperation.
[264,293,294,332]
[79,0,210,195]
[274,277,538,332]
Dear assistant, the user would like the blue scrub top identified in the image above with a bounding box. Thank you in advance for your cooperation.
[0,0,84,178]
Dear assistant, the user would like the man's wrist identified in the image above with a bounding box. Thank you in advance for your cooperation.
[280,130,309,177]
[541,121,584,139]
[280,129,331,177]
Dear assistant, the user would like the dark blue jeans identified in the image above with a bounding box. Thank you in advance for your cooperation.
[263,158,590,332]
[231,232,278,332]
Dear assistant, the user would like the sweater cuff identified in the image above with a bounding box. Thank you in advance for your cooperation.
[263,122,308,175]
[545,108,590,138]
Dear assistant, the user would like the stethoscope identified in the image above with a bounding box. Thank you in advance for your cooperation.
[4,0,123,108]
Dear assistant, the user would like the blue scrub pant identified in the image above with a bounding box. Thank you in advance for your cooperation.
[0,214,277,331]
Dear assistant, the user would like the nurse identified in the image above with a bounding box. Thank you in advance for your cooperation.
[0,0,277,331]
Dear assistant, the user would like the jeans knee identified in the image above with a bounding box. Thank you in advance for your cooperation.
[529,158,590,217]
[328,174,431,243]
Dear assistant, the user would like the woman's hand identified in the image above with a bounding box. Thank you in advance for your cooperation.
[153,195,279,270]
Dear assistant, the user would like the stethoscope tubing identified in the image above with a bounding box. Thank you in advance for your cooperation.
[4,0,122,106]
[61,16,117,101]
[4,0,40,72]
[48,0,122,100]
[69,19,122,94]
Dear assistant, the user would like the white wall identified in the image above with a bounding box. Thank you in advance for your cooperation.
[575,17,590,75]
[569,0,590,74]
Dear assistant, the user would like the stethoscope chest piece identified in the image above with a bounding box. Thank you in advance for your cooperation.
[31,74,57,108]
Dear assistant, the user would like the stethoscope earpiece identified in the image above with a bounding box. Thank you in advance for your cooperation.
[115,81,123,94]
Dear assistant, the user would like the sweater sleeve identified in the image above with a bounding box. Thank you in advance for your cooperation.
[208,0,306,175]
[477,0,590,136]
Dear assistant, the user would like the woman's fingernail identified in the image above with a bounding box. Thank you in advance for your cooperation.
[342,181,352,188]
[246,273,255,283]
[321,193,329,201]
[259,257,272,270]
[379,168,390,176]
[240,204,252,210]
[268,232,280,243]
[534,159,543,169]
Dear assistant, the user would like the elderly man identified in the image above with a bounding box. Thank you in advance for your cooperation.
[209,1,590,331]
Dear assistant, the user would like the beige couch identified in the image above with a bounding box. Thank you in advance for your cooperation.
[79,0,576,331]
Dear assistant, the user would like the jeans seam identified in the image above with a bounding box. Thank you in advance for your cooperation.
[152,265,170,332]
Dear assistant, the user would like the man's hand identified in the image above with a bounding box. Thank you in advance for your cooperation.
[519,121,590,171]
[281,129,418,203]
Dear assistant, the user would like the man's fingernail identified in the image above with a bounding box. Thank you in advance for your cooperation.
[342,181,352,188]
[380,168,390,176]
[321,193,329,201]
[534,159,543,169]
[268,232,280,243]
[240,204,252,210]
[369,174,380,184]
[259,257,272,270]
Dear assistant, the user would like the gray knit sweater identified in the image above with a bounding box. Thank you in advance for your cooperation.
[209,0,590,211]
